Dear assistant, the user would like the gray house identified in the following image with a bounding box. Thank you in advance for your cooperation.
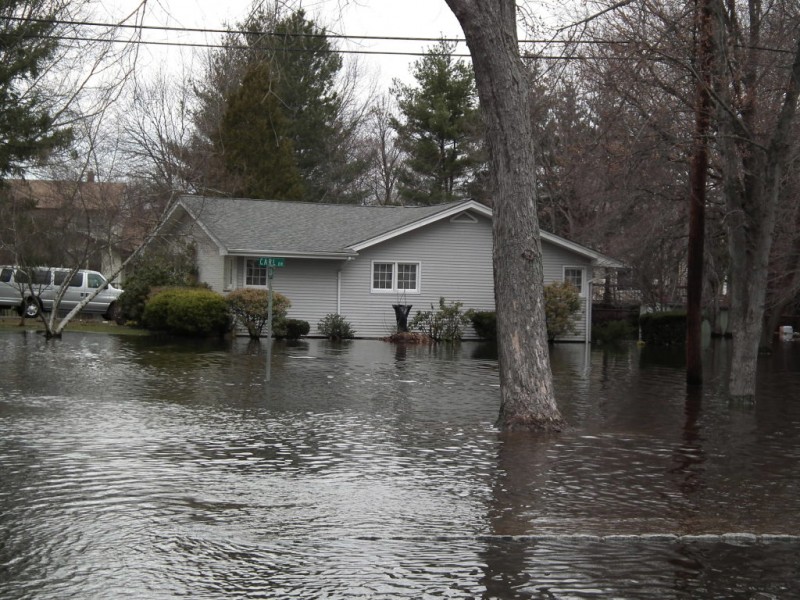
[163,196,621,341]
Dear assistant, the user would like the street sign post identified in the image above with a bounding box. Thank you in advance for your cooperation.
[261,258,285,382]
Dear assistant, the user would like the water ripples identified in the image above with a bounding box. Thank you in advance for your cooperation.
[2,334,800,598]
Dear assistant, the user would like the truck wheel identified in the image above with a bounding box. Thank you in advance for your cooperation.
[22,297,41,319]
[104,302,123,324]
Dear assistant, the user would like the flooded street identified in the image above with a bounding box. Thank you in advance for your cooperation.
[1,331,799,598]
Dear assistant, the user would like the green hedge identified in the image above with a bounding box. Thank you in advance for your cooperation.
[143,288,229,336]
[277,318,310,340]
[639,311,686,346]
[468,310,497,340]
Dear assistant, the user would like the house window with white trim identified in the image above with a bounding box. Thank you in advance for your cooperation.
[371,261,420,293]
[246,258,268,286]
[564,267,585,295]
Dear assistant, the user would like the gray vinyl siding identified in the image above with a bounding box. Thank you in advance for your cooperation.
[167,213,226,293]
[338,215,495,339]
[541,243,592,342]
[234,258,339,331]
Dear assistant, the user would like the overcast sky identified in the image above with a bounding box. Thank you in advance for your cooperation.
[110,0,467,91]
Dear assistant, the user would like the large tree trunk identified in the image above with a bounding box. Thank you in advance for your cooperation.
[445,0,564,431]
[712,2,800,400]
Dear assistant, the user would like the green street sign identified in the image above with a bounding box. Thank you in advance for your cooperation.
[259,257,285,268]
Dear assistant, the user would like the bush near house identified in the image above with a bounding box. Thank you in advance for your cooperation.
[467,310,497,340]
[318,313,355,339]
[410,297,470,342]
[466,283,582,343]
[226,288,291,340]
[544,281,581,341]
[639,311,686,346]
[273,318,310,340]
[592,319,637,344]
[118,247,197,324]
[143,288,229,336]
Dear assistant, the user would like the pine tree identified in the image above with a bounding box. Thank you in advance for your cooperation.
[392,40,483,205]
[0,0,72,178]
[220,62,304,200]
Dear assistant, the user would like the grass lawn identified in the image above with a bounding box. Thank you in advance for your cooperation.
[0,316,150,336]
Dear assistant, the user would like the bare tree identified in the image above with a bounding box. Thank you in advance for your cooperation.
[365,95,403,205]
[711,0,800,399]
[445,0,564,431]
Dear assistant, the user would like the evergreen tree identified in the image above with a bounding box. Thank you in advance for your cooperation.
[392,40,483,205]
[182,5,367,203]
[220,62,304,200]
[0,0,72,178]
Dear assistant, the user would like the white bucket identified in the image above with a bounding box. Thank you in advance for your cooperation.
[780,325,794,341]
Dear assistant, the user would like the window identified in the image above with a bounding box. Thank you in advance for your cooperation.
[87,273,106,289]
[564,267,584,295]
[246,258,268,286]
[1,268,13,283]
[371,261,420,293]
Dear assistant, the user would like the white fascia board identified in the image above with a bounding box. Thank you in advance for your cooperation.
[228,249,358,260]
[349,200,492,251]
[540,231,625,268]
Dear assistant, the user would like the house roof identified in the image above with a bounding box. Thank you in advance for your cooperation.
[173,195,623,266]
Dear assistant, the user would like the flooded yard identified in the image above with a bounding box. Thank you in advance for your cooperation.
[1,331,799,598]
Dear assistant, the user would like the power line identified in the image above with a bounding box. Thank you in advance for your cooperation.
[1,15,792,58]
[0,14,627,47]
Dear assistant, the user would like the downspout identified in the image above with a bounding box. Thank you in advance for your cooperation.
[337,269,342,315]
[586,264,594,344]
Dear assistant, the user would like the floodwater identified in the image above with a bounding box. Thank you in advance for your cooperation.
[0,331,799,599]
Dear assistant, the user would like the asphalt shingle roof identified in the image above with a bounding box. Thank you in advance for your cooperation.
[179,196,470,255]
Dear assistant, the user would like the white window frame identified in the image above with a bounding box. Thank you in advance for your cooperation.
[371,260,421,294]
[563,266,586,297]
[245,258,268,287]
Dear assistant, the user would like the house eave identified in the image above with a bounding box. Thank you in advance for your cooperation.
[227,249,358,260]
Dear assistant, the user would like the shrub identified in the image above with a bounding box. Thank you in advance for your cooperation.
[592,319,637,344]
[467,310,497,340]
[544,281,581,341]
[410,297,470,342]
[118,246,197,324]
[318,313,355,339]
[283,319,310,340]
[639,311,686,346]
[143,288,229,336]
[226,288,290,340]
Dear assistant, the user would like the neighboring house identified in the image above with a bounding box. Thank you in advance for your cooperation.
[0,175,131,281]
[162,196,622,341]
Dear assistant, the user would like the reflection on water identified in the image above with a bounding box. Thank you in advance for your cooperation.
[1,332,799,598]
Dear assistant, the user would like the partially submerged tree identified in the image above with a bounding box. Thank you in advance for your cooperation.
[445,0,564,431]
[711,0,800,399]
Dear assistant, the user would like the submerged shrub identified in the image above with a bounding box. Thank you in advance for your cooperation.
[283,319,310,340]
[467,310,497,340]
[143,288,229,336]
[410,297,470,342]
[639,311,686,346]
[318,313,355,339]
[592,319,637,344]
[226,288,290,339]
[544,281,581,341]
